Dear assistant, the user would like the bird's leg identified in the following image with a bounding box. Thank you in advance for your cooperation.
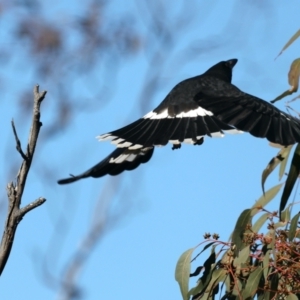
[194,137,204,146]
[172,143,181,150]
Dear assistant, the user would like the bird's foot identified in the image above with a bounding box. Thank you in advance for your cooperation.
[172,143,181,150]
[194,138,204,146]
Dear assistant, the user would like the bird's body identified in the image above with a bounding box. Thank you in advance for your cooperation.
[58,59,300,184]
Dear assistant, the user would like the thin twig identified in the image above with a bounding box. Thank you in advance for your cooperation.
[11,120,27,161]
[0,85,47,276]
[19,197,46,217]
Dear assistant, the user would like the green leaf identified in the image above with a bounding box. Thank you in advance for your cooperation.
[252,212,270,233]
[272,58,300,103]
[280,144,300,217]
[220,248,234,265]
[188,257,216,297]
[276,29,300,58]
[188,279,204,298]
[261,291,270,300]
[205,269,227,299]
[286,294,299,300]
[231,279,243,297]
[251,183,283,216]
[271,89,294,103]
[223,274,231,293]
[261,147,290,193]
[175,248,194,300]
[263,248,271,281]
[188,268,225,299]
[279,146,293,181]
[231,209,252,253]
[192,242,216,263]
[233,246,250,267]
[280,204,291,223]
[261,146,293,192]
[288,212,300,241]
[241,266,263,299]
[273,221,286,229]
[288,58,300,92]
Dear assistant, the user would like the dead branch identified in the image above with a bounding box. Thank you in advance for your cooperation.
[0,85,47,276]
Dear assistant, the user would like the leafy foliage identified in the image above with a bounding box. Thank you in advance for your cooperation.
[175,135,300,299]
[261,143,300,219]
[175,187,300,299]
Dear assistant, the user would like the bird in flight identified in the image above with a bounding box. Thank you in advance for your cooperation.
[58,59,300,184]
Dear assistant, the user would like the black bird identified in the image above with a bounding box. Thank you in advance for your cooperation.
[58,59,300,184]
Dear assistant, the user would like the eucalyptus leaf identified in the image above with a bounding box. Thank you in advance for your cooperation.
[263,249,271,281]
[233,246,250,267]
[271,89,294,103]
[286,294,299,300]
[189,269,226,299]
[252,183,283,216]
[271,58,300,103]
[288,212,300,241]
[175,248,194,300]
[276,29,300,58]
[279,146,293,181]
[241,266,263,299]
[288,58,300,92]
[261,146,291,193]
[231,209,252,253]
[252,212,270,233]
[280,204,292,223]
[192,242,216,263]
[231,279,243,297]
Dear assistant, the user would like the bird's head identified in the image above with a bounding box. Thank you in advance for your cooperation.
[204,59,238,83]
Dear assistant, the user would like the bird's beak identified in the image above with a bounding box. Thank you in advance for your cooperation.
[226,59,238,68]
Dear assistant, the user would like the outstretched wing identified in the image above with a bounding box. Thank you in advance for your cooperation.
[98,106,238,150]
[195,79,300,146]
[97,61,240,150]
[57,147,154,184]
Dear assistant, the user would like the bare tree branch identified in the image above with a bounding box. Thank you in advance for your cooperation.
[11,120,27,161]
[0,85,47,276]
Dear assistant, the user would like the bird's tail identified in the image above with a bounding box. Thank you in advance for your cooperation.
[57,147,154,184]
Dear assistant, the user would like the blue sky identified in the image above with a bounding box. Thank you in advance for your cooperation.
[1,1,300,299]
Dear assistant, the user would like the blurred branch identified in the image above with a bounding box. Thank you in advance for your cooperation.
[57,217,107,300]
[0,85,47,275]
[55,178,124,300]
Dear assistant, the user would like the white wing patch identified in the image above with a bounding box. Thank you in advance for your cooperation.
[126,154,137,162]
[143,109,169,119]
[143,107,213,120]
[97,134,117,141]
[211,132,225,138]
[97,133,143,149]
[224,129,243,134]
[109,153,138,164]
[108,150,151,164]
[111,138,125,144]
